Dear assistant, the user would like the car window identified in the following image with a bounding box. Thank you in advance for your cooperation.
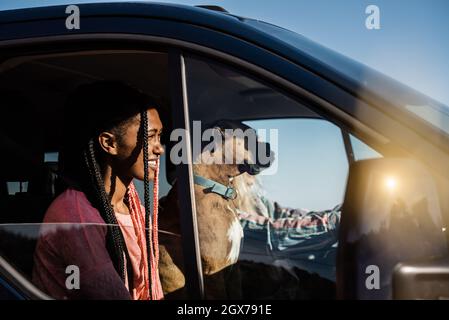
[0,49,192,299]
[350,134,382,161]
[183,55,352,299]
[245,119,348,211]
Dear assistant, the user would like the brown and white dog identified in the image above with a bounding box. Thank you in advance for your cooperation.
[158,120,273,299]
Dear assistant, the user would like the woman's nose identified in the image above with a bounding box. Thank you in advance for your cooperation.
[154,142,165,156]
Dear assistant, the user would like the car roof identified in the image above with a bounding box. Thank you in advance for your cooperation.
[0,1,446,117]
[0,2,302,74]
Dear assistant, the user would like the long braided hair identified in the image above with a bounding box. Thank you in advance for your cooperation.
[82,137,131,283]
[61,81,161,295]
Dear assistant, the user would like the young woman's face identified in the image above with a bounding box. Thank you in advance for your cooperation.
[106,108,164,181]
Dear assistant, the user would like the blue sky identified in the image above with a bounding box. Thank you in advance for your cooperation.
[1,0,448,209]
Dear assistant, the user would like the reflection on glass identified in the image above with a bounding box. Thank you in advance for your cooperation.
[184,55,343,299]
[0,223,181,300]
[339,158,448,299]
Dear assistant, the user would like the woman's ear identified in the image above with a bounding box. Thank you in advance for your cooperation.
[98,132,118,155]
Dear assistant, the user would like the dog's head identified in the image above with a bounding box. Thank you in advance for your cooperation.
[197,119,275,177]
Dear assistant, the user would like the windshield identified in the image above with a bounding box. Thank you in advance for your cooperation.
[242,19,449,135]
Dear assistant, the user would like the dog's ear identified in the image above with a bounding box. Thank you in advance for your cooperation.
[207,127,225,154]
[197,127,226,164]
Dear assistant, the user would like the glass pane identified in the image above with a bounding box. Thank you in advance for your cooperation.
[184,55,346,299]
[44,152,59,163]
[0,49,179,300]
[337,158,449,299]
[0,223,181,300]
[6,181,28,195]
[350,134,382,161]
[246,119,348,211]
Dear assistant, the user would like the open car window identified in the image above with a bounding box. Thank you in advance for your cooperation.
[0,49,189,299]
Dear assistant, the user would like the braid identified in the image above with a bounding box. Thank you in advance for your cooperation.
[141,109,155,299]
[83,138,130,283]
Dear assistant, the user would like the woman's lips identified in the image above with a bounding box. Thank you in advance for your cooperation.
[148,159,157,169]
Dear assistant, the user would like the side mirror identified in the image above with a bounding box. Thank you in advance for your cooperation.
[337,158,448,299]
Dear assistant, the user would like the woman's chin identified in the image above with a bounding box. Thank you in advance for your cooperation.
[136,168,156,181]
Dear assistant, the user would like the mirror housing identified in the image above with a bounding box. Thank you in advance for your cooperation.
[337,158,448,299]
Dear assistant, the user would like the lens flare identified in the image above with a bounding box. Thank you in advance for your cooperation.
[385,176,397,191]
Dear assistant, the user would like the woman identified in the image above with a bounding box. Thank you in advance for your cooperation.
[32,81,165,300]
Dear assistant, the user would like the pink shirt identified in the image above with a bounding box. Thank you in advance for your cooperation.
[115,212,149,300]
[32,188,148,300]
